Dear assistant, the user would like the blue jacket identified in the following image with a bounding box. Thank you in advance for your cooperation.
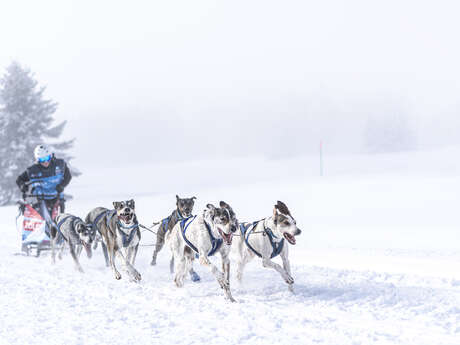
[16,157,72,199]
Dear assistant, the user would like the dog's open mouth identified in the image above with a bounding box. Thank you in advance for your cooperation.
[119,212,133,223]
[218,228,233,245]
[283,232,296,245]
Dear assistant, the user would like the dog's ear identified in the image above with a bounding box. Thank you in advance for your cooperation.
[275,201,291,216]
[219,201,231,209]
[113,201,121,209]
[206,204,217,218]
[192,196,197,201]
[128,199,135,209]
[176,195,180,202]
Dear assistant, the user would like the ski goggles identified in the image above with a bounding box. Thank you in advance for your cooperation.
[38,154,52,163]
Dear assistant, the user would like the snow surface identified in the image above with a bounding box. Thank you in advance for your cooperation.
[1,149,460,345]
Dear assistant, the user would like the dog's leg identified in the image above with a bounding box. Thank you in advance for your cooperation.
[189,256,200,282]
[199,251,231,298]
[106,239,122,280]
[262,257,294,285]
[117,249,142,282]
[101,242,110,267]
[173,252,187,287]
[76,244,83,258]
[169,256,174,274]
[69,244,84,273]
[280,248,294,292]
[221,252,236,302]
[50,226,57,265]
[151,229,165,266]
[131,245,139,265]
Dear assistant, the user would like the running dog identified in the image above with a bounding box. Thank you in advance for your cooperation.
[167,201,238,302]
[235,201,301,292]
[51,213,95,272]
[150,195,200,281]
[85,199,141,282]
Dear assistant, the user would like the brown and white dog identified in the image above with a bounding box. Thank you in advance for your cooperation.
[85,199,141,282]
[167,201,238,302]
[235,201,301,292]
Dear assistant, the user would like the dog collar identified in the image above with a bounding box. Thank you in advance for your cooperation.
[117,220,138,230]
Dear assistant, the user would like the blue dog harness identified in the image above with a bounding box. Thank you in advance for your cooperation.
[240,221,284,259]
[92,210,137,247]
[180,216,223,257]
[161,210,185,233]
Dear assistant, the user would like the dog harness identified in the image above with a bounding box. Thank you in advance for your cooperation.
[116,220,139,247]
[240,221,284,259]
[180,216,223,257]
[55,215,76,245]
[161,209,185,233]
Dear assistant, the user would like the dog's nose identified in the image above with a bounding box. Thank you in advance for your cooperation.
[125,207,130,212]
[295,228,302,236]
[231,225,237,233]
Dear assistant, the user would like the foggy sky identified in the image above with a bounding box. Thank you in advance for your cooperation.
[1,0,459,167]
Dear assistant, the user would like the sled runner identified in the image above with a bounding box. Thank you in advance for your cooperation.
[16,194,64,257]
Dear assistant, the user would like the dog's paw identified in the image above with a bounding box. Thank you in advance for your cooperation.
[285,275,294,285]
[114,271,122,280]
[288,284,295,293]
[133,271,142,282]
[77,266,84,273]
[150,258,157,266]
[199,256,210,266]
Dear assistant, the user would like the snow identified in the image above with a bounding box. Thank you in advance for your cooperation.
[1,149,460,345]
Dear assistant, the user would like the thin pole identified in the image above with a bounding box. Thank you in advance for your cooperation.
[320,140,323,176]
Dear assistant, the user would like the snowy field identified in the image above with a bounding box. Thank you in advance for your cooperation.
[1,148,460,345]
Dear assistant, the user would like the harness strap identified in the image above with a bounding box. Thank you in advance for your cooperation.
[241,221,284,259]
[204,221,223,256]
[116,221,139,247]
[180,216,198,253]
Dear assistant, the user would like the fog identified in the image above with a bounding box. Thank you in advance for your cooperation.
[1,0,459,168]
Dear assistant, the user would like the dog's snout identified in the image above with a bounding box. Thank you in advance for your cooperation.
[295,228,302,236]
[231,225,237,233]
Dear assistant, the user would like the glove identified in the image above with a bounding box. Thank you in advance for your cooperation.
[20,184,28,193]
[56,185,64,193]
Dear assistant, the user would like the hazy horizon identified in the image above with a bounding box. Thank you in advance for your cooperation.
[1,0,459,168]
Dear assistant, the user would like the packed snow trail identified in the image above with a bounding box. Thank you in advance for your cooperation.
[1,218,459,345]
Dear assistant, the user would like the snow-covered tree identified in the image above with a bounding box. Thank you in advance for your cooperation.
[0,61,79,205]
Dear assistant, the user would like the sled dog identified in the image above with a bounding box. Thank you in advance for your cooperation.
[167,201,238,302]
[235,201,301,292]
[85,199,141,281]
[51,213,95,272]
[150,195,200,281]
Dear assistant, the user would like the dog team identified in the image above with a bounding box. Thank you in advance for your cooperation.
[51,196,302,302]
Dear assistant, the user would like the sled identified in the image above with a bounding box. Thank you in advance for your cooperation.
[16,195,63,257]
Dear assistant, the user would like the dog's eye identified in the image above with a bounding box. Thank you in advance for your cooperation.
[283,220,290,226]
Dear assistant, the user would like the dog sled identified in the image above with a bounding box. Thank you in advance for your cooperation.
[16,194,63,257]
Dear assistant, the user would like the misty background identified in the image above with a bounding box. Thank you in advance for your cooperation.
[1,0,459,170]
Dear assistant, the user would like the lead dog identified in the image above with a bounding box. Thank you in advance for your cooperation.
[50,213,94,272]
[150,195,200,282]
[85,199,141,282]
[167,201,238,302]
[235,201,301,292]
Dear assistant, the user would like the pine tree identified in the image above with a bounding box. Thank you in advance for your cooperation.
[0,61,79,206]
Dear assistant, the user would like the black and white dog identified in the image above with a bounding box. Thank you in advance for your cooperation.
[151,195,200,281]
[235,201,301,292]
[167,201,238,302]
[51,213,95,272]
[85,199,141,282]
